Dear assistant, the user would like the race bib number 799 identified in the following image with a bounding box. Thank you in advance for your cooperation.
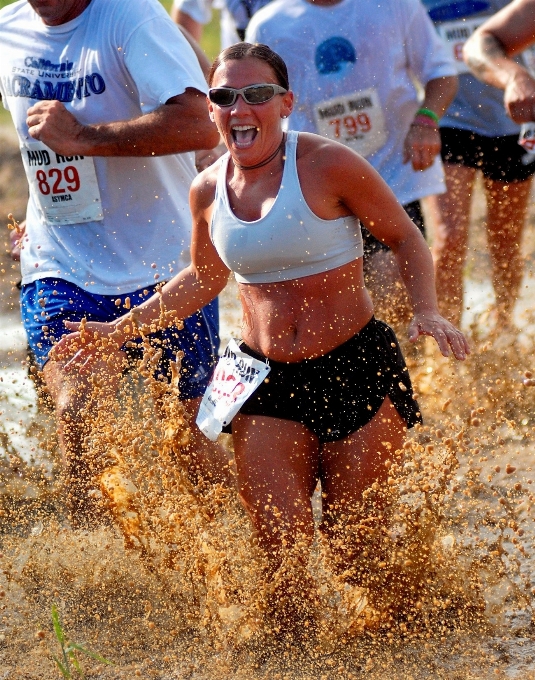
[313,87,387,158]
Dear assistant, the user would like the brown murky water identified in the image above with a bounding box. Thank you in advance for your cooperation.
[1,130,535,678]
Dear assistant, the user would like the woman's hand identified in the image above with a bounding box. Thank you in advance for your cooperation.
[408,312,470,360]
[49,319,128,373]
[8,217,25,262]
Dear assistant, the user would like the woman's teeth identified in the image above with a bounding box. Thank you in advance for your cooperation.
[232,125,258,145]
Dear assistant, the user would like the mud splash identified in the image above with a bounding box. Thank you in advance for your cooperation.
[1,174,535,676]
[0,300,534,679]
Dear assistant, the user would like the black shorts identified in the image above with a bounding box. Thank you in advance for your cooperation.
[232,317,422,443]
[362,201,425,258]
[440,127,535,183]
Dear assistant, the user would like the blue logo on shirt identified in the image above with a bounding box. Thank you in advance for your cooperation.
[24,56,74,72]
[315,37,356,75]
[5,55,106,103]
[7,73,106,102]
[425,0,490,22]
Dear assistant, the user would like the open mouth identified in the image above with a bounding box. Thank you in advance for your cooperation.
[231,125,258,148]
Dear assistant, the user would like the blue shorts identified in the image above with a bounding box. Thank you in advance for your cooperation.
[20,279,219,400]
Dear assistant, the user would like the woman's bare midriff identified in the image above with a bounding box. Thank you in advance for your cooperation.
[238,259,374,362]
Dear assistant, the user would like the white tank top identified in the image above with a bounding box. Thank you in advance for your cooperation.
[210,130,363,284]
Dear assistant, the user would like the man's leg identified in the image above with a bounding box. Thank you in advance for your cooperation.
[484,175,532,325]
[432,163,476,327]
[42,352,124,526]
[142,297,234,486]
[364,249,410,331]
[20,279,127,525]
[363,201,426,334]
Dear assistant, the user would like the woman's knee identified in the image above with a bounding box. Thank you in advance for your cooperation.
[240,488,315,552]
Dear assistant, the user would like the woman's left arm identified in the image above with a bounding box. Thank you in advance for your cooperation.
[327,144,469,360]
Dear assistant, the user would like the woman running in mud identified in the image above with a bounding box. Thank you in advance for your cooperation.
[54,43,469,579]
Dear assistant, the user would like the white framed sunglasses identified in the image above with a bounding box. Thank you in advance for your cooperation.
[208,83,288,107]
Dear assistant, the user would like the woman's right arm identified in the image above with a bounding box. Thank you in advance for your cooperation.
[109,175,230,345]
[51,171,230,364]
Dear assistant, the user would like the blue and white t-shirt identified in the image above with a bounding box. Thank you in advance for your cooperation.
[423,0,520,136]
[247,0,456,206]
[0,0,208,294]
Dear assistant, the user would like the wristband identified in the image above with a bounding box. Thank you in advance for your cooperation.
[411,114,439,129]
[416,107,440,124]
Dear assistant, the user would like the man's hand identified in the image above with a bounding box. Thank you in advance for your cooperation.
[27,100,86,156]
[26,89,219,157]
[463,1,535,120]
[402,124,441,171]
[504,70,535,122]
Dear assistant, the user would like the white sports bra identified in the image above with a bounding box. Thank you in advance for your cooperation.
[210,130,364,284]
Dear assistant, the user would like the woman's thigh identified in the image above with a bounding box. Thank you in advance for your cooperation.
[319,396,407,518]
[232,413,320,532]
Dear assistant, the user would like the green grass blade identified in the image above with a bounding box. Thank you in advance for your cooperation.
[51,605,66,646]
[67,650,84,677]
[52,655,70,679]
[67,642,113,665]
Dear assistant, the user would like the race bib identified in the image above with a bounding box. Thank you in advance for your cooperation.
[196,339,271,441]
[519,123,535,164]
[21,140,103,225]
[436,17,484,74]
[313,88,387,158]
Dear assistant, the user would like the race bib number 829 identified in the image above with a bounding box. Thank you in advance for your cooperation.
[21,140,103,225]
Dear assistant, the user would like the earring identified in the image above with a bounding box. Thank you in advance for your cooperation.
[282,115,287,119]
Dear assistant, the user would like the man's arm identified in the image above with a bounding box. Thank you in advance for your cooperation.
[403,75,458,170]
[171,7,205,42]
[464,0,535,122]
[177,25,212,80]
[26,87,220,157]
[170,0,213,43]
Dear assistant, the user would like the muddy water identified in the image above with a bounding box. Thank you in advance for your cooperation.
[0,281,534,679]
[1,146,535,677]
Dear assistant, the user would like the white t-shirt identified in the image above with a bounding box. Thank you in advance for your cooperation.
[173,0,240,48]
[172,0,271,48]
[247,0,456,205]
[174,0,214,25]
[0,0,208,295]
[424,0,521,137]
